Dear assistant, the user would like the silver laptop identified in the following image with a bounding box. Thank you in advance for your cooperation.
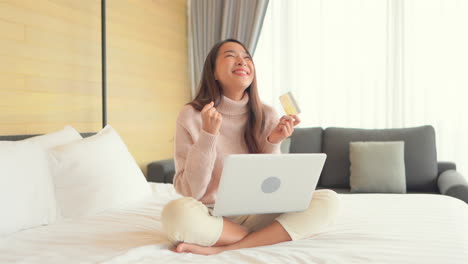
[212,153,326,217]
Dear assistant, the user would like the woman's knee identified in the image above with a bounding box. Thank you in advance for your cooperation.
[161,197,223,246]
[311,189,340,217]
[315,189,340,204]
[276,189,340,240]
[310,189,340,211]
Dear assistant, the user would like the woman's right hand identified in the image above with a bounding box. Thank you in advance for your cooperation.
[201,101,223,135]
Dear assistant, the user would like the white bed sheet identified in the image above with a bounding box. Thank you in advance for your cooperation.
[1,183,467,264]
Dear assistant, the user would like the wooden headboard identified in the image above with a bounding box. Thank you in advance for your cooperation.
[0,133,95,141]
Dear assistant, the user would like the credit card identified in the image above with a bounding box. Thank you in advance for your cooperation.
[279,92,301,115]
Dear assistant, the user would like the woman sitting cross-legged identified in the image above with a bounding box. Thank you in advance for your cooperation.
[161,39,340,255]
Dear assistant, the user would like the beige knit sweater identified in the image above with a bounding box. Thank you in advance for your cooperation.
[173,93,281,204]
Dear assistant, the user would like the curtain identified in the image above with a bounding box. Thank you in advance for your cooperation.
[254,0,468,177]
[187,0,269,97]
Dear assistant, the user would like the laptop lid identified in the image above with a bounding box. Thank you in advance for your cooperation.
[212,153,326,216]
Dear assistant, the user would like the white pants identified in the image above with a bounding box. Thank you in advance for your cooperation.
[161,189,340,247]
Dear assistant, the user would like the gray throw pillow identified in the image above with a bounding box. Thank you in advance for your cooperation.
[349,141,406,193]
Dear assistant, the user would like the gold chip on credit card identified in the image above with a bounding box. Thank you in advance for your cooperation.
[279,92,301,115]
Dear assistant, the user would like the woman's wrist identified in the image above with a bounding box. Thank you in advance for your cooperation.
[267,135,281,144]
[198,129,218,152]
[202,127,219,135]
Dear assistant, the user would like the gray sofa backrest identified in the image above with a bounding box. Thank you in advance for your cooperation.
[0,133,95,141]
[321,126,438,192]
[290,126,439,193]
[289,127,323,154]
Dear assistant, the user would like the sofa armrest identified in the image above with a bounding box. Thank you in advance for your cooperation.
[437,170,468,203]
[437,161,456,175]
[147,159,175,183]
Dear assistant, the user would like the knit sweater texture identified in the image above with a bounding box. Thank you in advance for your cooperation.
[173,93,281,204]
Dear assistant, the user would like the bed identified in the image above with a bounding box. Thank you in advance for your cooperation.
[1,125,468,264]
[1,182,467,264]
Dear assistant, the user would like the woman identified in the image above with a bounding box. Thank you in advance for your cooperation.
[162,39,340,255]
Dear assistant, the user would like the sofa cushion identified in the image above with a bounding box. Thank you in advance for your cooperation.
[321,126,438,192]
[349,141,406,193]
[289,127,323,154]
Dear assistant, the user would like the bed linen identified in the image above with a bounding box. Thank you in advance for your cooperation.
[0,183,467,264]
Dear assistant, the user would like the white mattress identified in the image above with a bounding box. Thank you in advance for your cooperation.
[1,183,467,264]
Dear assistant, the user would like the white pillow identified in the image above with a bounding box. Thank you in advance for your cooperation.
[25,125,82,149]
[49,125,151,219]
[0,141,57,236]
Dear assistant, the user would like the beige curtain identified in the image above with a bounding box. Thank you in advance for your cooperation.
[255,0,468,177]
[187,0,269,97]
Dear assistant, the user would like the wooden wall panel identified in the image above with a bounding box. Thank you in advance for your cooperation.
[0,0,189,175]
[106,0,189,174]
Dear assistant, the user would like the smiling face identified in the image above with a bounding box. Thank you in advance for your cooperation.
[214,41,255,100]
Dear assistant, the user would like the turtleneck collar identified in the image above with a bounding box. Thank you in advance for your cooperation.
[216,92,249,116]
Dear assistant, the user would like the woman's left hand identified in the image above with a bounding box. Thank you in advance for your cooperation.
[267,115,301,144]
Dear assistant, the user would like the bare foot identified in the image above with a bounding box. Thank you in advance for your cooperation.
[169,246,178,253]
[174,242,225,255]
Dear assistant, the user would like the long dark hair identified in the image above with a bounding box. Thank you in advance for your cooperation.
[188,39,265,153]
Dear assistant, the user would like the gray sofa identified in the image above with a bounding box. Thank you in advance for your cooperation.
[147,125,468,203]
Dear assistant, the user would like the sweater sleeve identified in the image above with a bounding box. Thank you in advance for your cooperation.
[172,120,218,200]
[260,105,282,154]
